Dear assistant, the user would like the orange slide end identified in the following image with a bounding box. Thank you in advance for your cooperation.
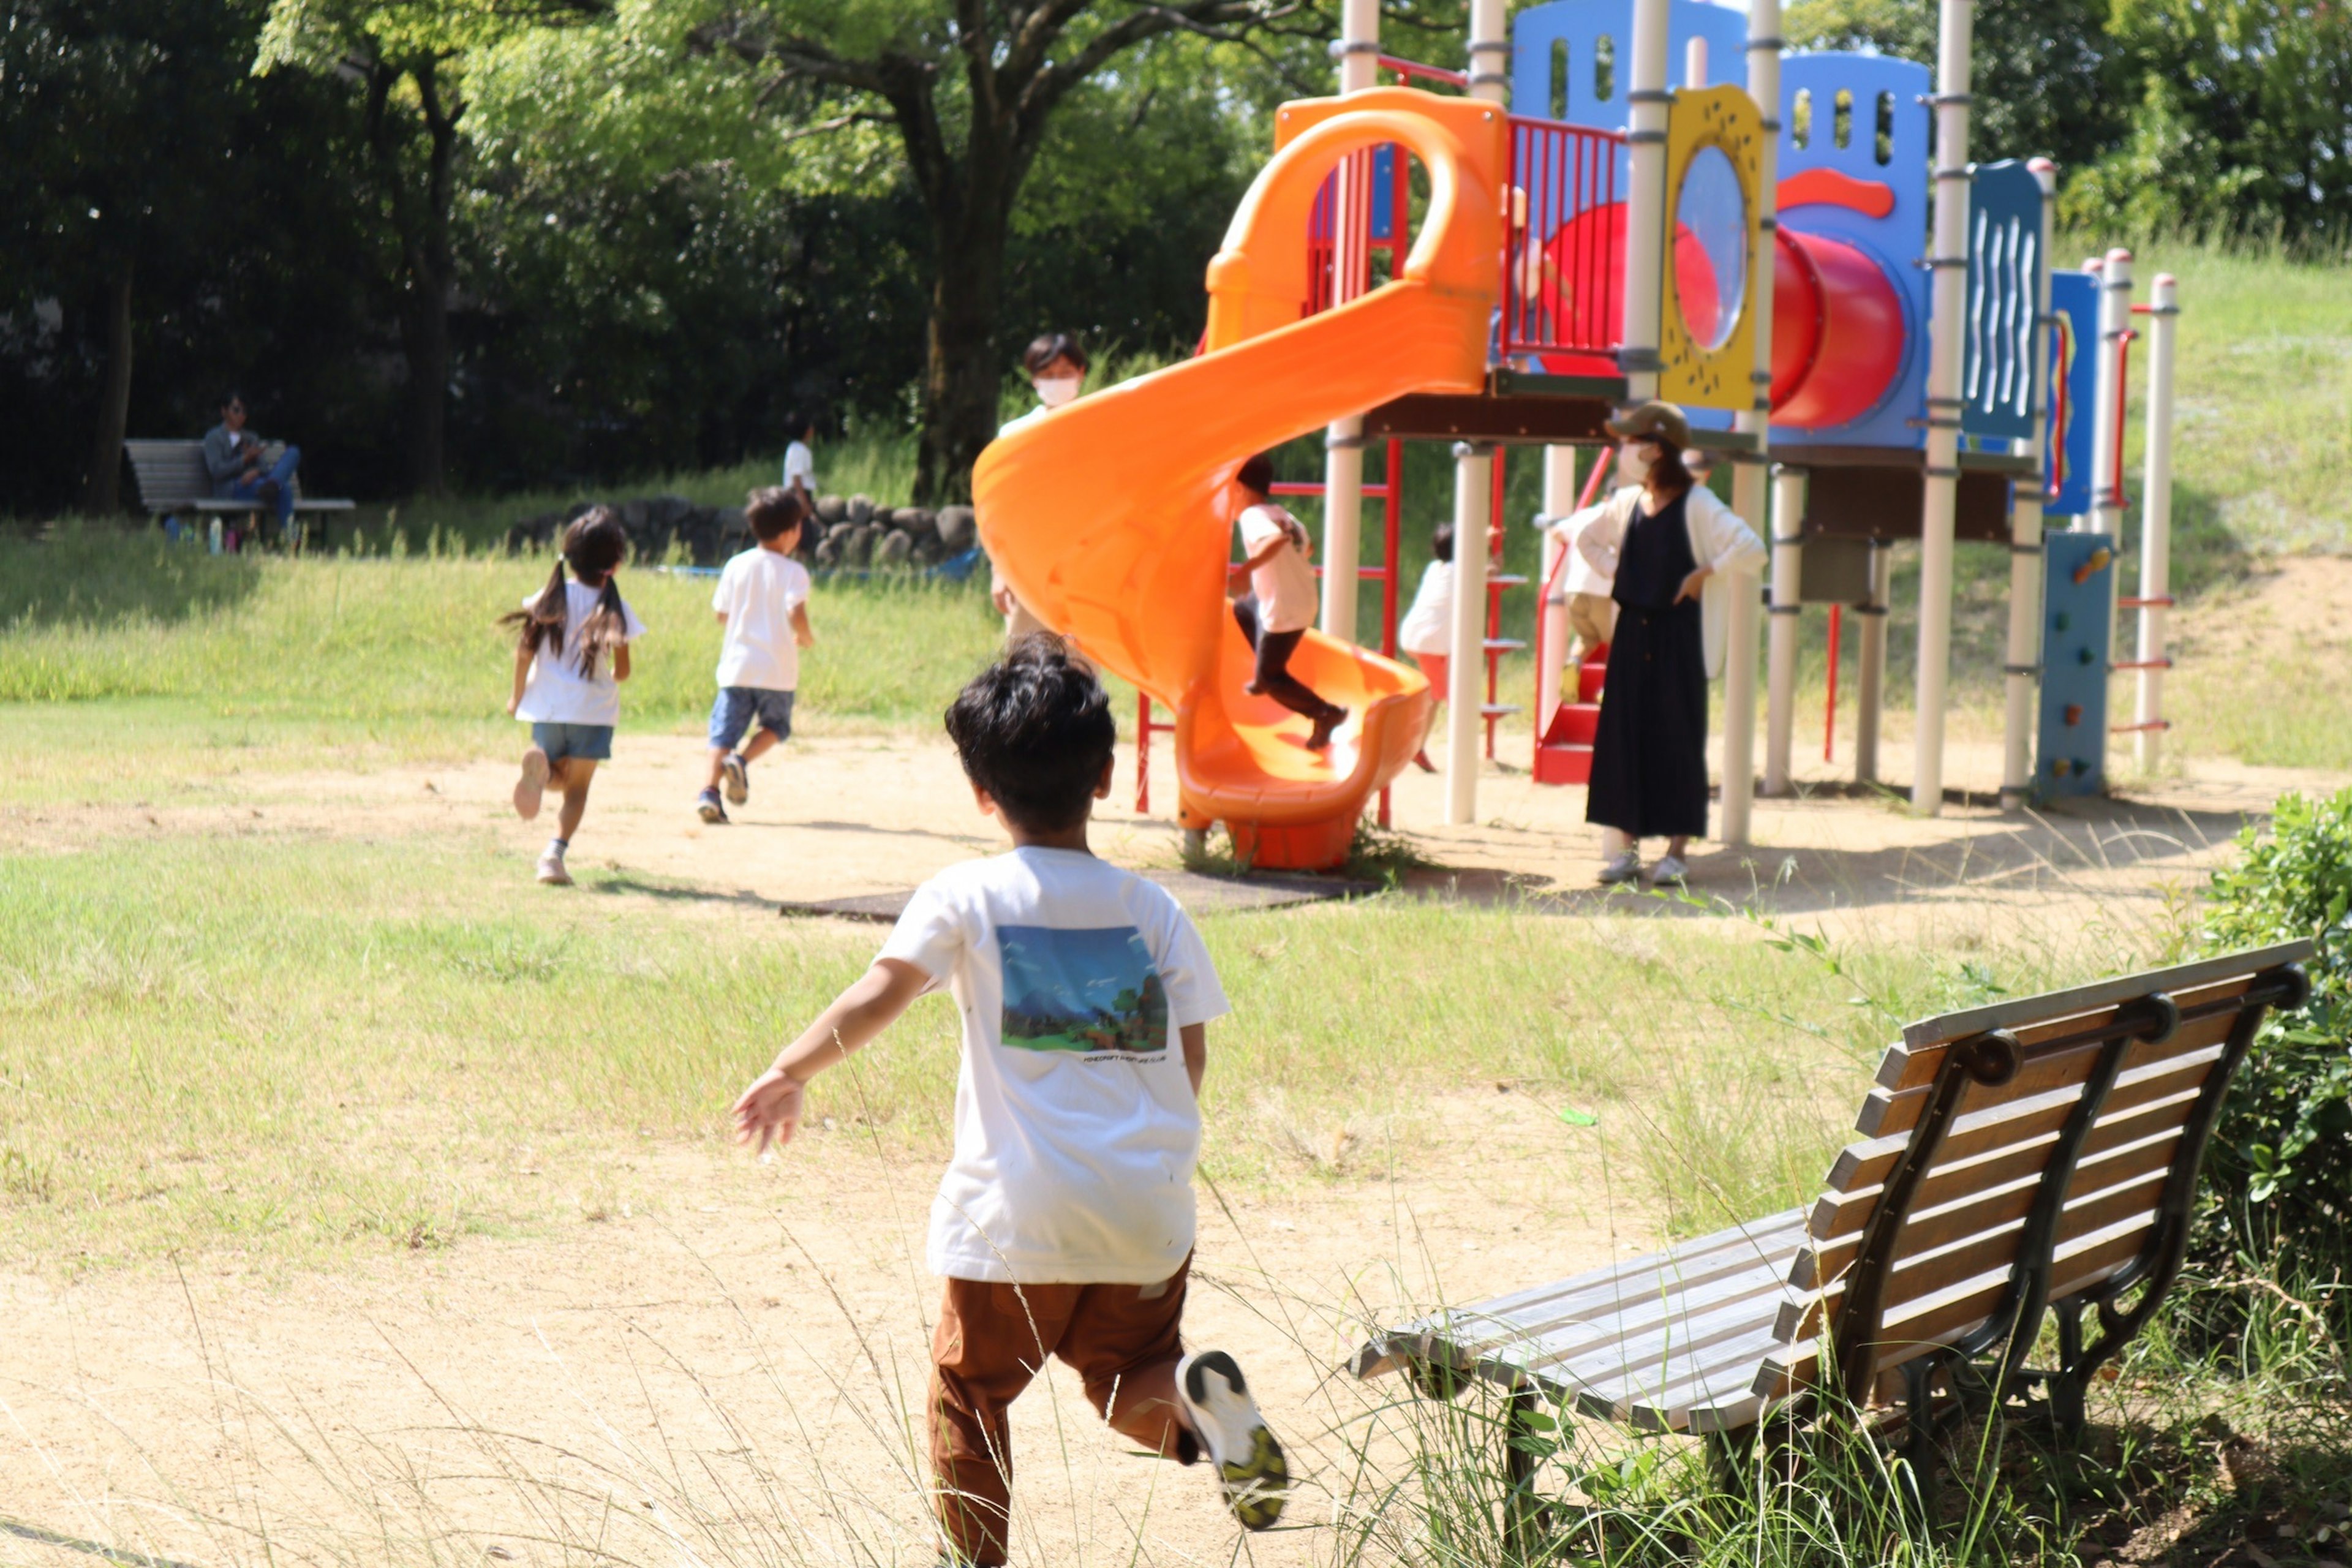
[971,90,1508,870]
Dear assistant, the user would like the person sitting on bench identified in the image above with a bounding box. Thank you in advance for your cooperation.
[203,391,303,540]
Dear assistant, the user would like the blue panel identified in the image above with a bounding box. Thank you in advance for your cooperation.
[1509,0,1748,148]
[1770,51,1932,454]
[1961,159,2041,442]
[2037,530,2114,799]
[1368,144,1396,241]
[2043,270,2098,517]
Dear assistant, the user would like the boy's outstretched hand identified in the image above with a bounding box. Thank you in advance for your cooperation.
[733,1068,807,1153]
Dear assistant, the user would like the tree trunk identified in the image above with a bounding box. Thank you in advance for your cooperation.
[915,187,1015,503]
[399,278,450,496]
[83,263,134,518]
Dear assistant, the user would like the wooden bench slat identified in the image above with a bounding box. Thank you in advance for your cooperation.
[1871,971,2253,1093]
[1521,1268,1801,1388]
[1891,941,2308,1051]
[1597,1321,1793,1431]
[1857,1006,2237,1140]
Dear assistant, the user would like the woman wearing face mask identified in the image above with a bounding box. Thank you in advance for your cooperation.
[1572,401,1765,888]
[989,333,1091,644]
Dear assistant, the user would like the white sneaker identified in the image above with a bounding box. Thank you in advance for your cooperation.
[536,844,573,886]
[1597,849,1643,886]
[722,753,750,805]
[1649,854,1689,888]
[1175,1350,1287,1531]
[513,748,550,821]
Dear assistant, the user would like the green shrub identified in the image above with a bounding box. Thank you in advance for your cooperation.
[2196,788,2352,1271]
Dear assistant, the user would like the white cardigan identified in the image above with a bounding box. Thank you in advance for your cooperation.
[1570,484,1766,679]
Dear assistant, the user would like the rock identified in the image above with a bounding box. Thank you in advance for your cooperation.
[846,494,875,526]
[617,499,653,532]
[910,533,944,565]
[875,530,914,567]
[814,538,841,568]
[646,494,695,527]
[824,521,855,549]
[839,524,874,567]
[815,494,848,526]
[894,506,938,538]
[936,504,977,551]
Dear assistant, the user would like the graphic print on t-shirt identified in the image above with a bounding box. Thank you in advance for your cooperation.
[998,925,1170,1055]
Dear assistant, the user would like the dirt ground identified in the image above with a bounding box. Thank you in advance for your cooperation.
[6,572,2349,1568]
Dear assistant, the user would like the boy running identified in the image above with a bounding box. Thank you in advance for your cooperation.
[731,635,1287,1564]
[698,487,814,823]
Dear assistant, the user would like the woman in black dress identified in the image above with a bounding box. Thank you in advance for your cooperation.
[1583,406,1727,887]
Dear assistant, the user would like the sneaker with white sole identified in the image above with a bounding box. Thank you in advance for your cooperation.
[722,753,750,805]
[1648,853,1689,888]
[1597,849,1643,886]
[536,843,573,886]
[513,747,551,821]
[1175,1349,1287,1531]
[696,787,729,824]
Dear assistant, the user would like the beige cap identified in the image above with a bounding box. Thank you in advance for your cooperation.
[1604,400,1691,449]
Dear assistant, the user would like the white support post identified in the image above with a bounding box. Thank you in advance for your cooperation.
[1721,0,1780,845]
[1318,0,1380,644]
[1685,36,1708,88]
[2000,157,2058,808]
[1909,0,1975,815]
[1468,0,1509,103]
[1856,540,1890,783]
[2135,271,2179,770]
[1446,442,1493,824]
[1536,445,1580,741]
[1621,0,1673,402]
[1763,465,1805,793]
[2086,249,2133,538]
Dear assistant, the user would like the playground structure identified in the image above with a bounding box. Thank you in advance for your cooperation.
[972,0,2184,870]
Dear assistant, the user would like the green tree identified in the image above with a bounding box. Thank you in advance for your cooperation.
[256,0,596,494]
[2064,0,2352,247]
[677,0,1324,500]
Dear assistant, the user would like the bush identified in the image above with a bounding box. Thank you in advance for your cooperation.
[2196,788,2352,1271]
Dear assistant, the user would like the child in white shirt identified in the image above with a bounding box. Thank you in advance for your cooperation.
[503,508,647,886]
[698,487,816,824]
[1395,520,1456,771]
[731,636,1288,1565]
[1230,453,1348,751]
[780,410,816,507]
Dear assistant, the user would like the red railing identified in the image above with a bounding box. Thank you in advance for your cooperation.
[1502,116,1624,365]
[1302,114,1626,371]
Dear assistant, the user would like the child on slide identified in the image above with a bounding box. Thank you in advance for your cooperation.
[698,486,815,824]
[1230,454,1348,751]
[1396,519,1456,772]
[731,636,1289,1566]
[504,508,646,886]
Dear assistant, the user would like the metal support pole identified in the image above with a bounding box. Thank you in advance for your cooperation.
[1317,0,1379,644]
[1856,540,1890,783]
[1685,34,1709,88]
[1721,0,1781,845]
[1536,445,1580,745]
[1447,443,1494,824]
[1620,0,1673,402]
[1910,0,1975,815]
[1763,465,1805,794]
[1468,0,1510,104]
[2135,272,2179,770]
[2000,158,2058,808]
[2087,249,2134,538]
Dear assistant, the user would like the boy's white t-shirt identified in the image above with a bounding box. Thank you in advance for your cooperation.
[1397,559,1456,656]
[880,848,1231,1284]
[514,581,646,726]
[712,546,812,691]
[782,440,815,493]
[1238,503,1319,634]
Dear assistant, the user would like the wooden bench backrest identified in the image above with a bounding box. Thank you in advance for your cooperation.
[1757,940,2312,1403]
[124,441,217,509]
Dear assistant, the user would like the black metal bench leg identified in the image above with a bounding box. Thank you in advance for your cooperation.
[1898,1359,1943,1521]
[2048,1298,2088,1441]
[1501,1386,1549,1563]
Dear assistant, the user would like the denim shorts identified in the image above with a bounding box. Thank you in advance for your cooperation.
[531,721,614,763]
[709,686,796,750]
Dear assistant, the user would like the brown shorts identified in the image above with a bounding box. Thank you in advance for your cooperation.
[929,1258,1195,1565]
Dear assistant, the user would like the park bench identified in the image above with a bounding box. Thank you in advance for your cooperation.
[123,439,354,549]
[1353,940,2314,1516]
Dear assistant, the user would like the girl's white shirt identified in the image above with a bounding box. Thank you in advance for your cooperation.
[514,579,647,726]
[1569,483,1765,679]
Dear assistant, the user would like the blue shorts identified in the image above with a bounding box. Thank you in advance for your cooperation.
[709,687,796,751]
[531,722,613,763]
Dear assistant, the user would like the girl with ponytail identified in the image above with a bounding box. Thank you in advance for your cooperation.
[500,508,646,884]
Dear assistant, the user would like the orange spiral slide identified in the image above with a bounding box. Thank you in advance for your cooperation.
[971,89,1508,870]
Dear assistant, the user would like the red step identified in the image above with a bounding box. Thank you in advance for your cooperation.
[1542,702,1600,745]
[1577,649,1609,703]
[1534,742,1594,785]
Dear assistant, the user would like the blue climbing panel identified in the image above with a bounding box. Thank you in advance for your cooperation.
[2043,270,2098,518]
[2037,530,2116,799]
[1509,0,1747,143]
[1961,160,2043,443]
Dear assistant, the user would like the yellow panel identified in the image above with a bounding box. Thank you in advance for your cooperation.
[1659,84,1765,412]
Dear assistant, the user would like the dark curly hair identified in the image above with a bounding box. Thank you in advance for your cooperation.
[944,635,1114,831]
